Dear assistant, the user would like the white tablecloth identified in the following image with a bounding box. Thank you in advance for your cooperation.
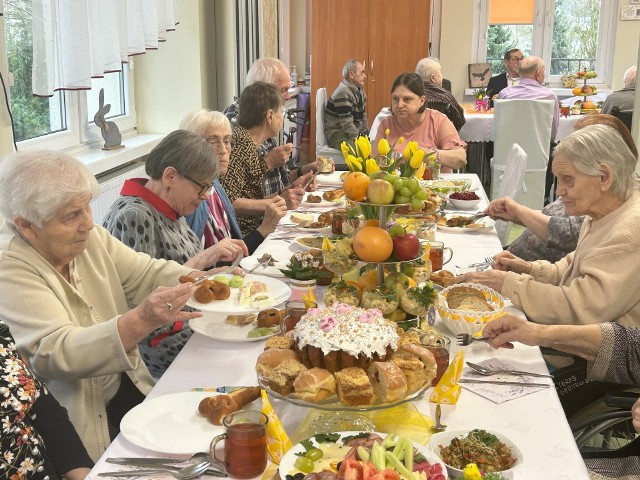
[460,111,581,143]
[88,174,590,480]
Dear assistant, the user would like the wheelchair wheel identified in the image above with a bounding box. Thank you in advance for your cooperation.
[573,412,637,452]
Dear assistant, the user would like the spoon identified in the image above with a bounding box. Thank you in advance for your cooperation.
[466,361,554,379]
[430,404,447,433]
[98,460,214,479]
[107,451,213,466]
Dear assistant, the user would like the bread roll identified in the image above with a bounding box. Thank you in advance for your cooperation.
[257,308,281,327]
[293,368,337,402]
[198,387,261,425]
[367,361,407,403]
[291,213,314,224]
[399,343,437,385]
[255,348,299,377]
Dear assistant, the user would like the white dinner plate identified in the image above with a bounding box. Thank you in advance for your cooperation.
[240,256,287,278]
[293,235,326,251]
[316,171,345,186]
[437,216,495,234]
[189,316,279,342]
[301,192,344,207]
[187,273,291,314]
[120,392,224,454]
[279,431,447,479]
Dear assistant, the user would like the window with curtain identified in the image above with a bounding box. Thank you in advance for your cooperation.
[475,0,616,86]
[1,0,176,148]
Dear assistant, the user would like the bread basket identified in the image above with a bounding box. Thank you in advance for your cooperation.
[436,283,505,335]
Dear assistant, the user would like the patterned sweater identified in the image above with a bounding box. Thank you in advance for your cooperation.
[423,81,466,131]
[324,79,368,149]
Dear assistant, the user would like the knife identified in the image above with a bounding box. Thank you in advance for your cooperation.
[458,378,551,387]
[193,253,244,285]
[107,457,191,465]
[98,470,226,478]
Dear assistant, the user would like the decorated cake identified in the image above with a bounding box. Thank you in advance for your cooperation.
[293,303,399,374]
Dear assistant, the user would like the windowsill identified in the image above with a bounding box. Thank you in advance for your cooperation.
[72,133,164,176]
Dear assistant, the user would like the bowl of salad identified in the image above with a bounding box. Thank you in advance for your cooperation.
[428,429,523,479]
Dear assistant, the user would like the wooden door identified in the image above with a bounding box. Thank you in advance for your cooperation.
[311,0,369,160]
[367,0,430,123]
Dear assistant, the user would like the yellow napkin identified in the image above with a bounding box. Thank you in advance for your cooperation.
[261,389,292,464]
[429,350,464,404]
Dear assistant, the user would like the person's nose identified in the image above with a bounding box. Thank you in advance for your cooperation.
[282,91,290,101]
[82,208,94,230]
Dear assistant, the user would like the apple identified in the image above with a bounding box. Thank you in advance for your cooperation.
[392,233,420,261]
[367,179,395,205]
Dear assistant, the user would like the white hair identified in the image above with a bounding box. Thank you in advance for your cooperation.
[246,58,289,85]
[0,150,99,227]
[179,110,231,138]
[415,58,442,83]
[342,59,359,79]
[623,65,637,88]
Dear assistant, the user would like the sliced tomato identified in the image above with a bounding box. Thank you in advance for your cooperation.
[338,458,363,480]
[361,461,378,480]
[369,469,400,480]
[413,461,445,480]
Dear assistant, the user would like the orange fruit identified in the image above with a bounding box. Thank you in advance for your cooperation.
[572,87,582,96]
[352,226,393,262]
[582,100,596,110]
[358,269,380,290]
[363,219,380,228]
[344,172,371,201]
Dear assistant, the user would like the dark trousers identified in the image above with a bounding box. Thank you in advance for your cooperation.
[106,373,146,440]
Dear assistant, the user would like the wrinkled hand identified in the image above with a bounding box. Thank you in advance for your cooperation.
[281,186,305,210]
[483,315,542,349]
[485,197,522,222]
[208,266,246,277]
[453,268,508,292]
[291,171,317,192]
[493,251,532,274]
[136,283,202,329]
[205,238,248,265]
[262,196,287,231]
[633,398,640,433]
[265,145,293,170]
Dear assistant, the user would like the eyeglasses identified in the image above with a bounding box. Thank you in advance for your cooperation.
[206,137,235,149]
[509,57,524,63]
[181,173,215,197]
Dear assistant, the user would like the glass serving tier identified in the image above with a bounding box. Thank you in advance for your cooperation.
[258,376,431,412]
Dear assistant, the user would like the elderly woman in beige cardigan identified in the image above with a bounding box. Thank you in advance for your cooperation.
[0,151,207,460]
[457,124,640,327]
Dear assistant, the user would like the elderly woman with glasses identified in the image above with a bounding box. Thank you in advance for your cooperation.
[180,110,287,254]
[0,151,206,460]
[457,124,640,328]
[103,130,248,377]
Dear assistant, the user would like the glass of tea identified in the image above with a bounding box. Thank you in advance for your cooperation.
[281,300,317,334]
[210,410,269,478]
[421,332,451,386]
[428,241,453,271]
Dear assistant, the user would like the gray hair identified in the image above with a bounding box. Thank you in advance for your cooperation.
[342,59,359,80]
[415,58,442,82]
[0,150,99,227]
[624,65,637,88]
[246,58,289,85]
[145,130,219,182]
[519,56,543,77]
[554,124,638,200]
[179,110,231,138]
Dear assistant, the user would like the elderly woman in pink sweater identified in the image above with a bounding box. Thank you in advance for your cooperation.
[457,124,640,327]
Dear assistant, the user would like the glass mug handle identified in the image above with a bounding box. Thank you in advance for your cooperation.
[210,433,228,471]
[442,247,454,265]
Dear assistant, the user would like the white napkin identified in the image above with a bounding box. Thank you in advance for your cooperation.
[459,358,550,404]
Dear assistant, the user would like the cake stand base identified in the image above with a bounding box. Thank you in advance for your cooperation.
[310,412,376,434]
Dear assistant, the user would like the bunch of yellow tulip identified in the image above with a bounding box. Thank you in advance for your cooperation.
[340,136,382,175]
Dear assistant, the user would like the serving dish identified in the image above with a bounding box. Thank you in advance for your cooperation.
[316,171,345,186]
[302,192,344,207]
[189,316,279,342]
[294,235,327,251]
[447,194,481,210]
[429,429,523,479]
[421,179,472,195]
[436,283,505,335]
[437,215,495,234]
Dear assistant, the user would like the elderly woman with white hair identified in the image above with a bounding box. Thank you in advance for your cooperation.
[180,109,287,254]
[0,151,207,460]
[457,124,640,327]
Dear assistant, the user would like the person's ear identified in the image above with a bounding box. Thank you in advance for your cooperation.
[163,166,178,184]
[420,95,426,107]
[599,164,613,190]
[266,109,274,125]
[14,217,36,242]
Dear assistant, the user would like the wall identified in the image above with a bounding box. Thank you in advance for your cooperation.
[290,0,309,79]
[611,13,640,89]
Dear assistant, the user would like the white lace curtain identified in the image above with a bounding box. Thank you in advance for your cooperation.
[31,0,176,97]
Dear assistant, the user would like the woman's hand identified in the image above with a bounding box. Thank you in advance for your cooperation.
[258,196,287,236]
[63,468,92,480]
[485,197,522,222]
[454,269,508,292]
[483,315,542,349]
[632,397,640,433]
[188,238,248,270]
[493,251,532,274]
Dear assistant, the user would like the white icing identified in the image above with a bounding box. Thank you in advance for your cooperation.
[294,303,399,358]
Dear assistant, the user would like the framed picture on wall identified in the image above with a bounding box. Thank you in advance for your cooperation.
[468,63,492,88]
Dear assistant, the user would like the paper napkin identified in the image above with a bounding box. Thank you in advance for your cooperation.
[429,350,465,404]
[261,389,292,464]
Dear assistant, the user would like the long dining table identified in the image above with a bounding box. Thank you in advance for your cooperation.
[87,173,590,480]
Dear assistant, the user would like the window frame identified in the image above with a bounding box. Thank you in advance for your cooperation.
[472,0,618,87]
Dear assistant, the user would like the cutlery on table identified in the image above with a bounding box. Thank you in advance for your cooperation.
[194,253,244,285]
[456,333,492,346]
[246,253,274,274]
[106,453,213,465]
[430,404,447,433]
[466,361,554,379]
[458,378,551,387]
[98,460,217,479]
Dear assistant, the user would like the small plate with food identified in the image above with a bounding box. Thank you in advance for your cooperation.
[316,170,346,186]
[420,178,472,196]
[280,431,447,480]
[302,190,345,207]
[186,273,291,315]
[436,214,494,233]
[429,429,523,479]
[294,235,327,251]
[189,307,283,342]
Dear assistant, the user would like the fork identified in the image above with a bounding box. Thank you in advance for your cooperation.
[456,333,492,346]
[484,255,496,265]
[246,254,273,274]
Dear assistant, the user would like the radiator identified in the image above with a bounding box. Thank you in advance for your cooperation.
[92,163,147,225]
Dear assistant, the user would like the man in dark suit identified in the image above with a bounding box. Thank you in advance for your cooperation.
[487,48,523,99]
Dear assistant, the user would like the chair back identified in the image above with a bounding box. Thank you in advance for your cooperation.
[369,107,392,142]
[494,143,528,245]
[491,99,554,211]
[610,107,633,132]
[315,87,346,167]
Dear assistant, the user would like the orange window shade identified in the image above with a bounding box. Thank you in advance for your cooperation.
[489,0,535,24]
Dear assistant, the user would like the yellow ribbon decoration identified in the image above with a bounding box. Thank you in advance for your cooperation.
[261,389,292,463]
[430,350,464,404]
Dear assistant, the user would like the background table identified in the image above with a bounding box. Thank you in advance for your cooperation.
[88,174,590,480]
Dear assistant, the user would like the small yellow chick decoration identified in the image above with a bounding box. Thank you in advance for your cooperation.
[463,463,482,480]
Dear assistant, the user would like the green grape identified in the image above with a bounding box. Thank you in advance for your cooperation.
[414,190,428,200]
[395,195,411,204]
[399,186,412,197]
[305,448,324,461]
[383,174,397,183]
[294,456,314,473]
[393,179,404,191]
[406,178,420,193]
[388,225,405,238]
[411,198,424,210]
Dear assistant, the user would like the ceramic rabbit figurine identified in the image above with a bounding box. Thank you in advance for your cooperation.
[94,88,122,149]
